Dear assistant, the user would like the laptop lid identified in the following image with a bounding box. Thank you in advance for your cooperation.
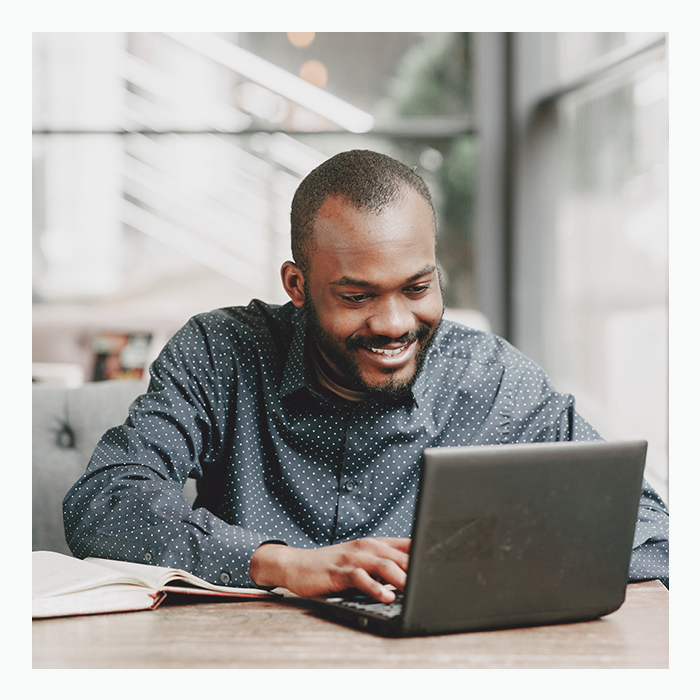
[398,440,647,635]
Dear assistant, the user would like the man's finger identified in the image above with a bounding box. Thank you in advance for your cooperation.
[359,538,410,571]
[341,549,408,598]
[349,567,400,603]
[374,537,411,552]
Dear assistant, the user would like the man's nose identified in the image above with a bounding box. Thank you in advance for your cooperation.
[366,297,415,340]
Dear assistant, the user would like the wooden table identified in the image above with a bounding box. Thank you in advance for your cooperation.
[32,580,668,668]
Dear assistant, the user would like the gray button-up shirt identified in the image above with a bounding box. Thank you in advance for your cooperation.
[63,300,669,588]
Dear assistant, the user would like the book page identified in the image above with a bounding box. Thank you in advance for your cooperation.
[88,557,276,596]
[33,584,163,618]
[32,551,152,599]
[32,551,273,619]
[85,556,175,590]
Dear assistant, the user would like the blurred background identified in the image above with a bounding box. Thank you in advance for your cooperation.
[32,32,668,501]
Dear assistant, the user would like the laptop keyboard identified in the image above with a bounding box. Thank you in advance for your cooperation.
[325,593,404,619]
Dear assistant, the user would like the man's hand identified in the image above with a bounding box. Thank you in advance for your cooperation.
[248,538,410,603]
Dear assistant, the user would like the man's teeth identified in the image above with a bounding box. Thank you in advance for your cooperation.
[369,346,406,357]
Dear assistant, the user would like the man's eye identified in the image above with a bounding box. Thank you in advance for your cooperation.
[406,285,430,295]
[342,294,371,303]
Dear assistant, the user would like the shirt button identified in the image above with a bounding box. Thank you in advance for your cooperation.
[220,572,231,584]
[144,552,152,562]
[344,479,357,492]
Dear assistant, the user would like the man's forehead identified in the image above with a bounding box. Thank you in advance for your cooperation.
[313,194,377,234]
[316,193,356,218]
[312,189,436,247]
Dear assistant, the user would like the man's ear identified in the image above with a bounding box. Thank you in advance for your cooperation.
[280,261,306,308]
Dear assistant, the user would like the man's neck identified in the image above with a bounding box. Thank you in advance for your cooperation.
[311,346,368,403]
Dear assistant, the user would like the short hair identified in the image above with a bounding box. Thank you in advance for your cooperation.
[290,150,436,275]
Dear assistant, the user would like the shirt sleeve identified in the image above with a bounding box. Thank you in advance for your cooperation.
[628,480,669,588]
[503,355,670,588]
[62,316,280,589]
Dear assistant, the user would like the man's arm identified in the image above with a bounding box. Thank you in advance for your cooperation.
[628,480,669,588]
[62,317,276,588]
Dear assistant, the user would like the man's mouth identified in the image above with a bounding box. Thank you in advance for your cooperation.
[368,345,409,357]
[344,326,432,373]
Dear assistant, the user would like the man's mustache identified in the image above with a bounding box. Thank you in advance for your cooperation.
[345,324,433,351]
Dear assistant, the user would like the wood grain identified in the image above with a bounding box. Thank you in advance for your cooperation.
[32,580,668,668]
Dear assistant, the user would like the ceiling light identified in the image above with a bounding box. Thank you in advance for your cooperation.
[287,33,315,48]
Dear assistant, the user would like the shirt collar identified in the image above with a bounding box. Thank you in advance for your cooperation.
[406,321,449,409]
[280,305,311,399]
[409,341,439,409]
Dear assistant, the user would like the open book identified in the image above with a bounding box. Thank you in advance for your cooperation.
[32,551,276,619]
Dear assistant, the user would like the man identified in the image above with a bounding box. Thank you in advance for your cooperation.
[63,150,669,602]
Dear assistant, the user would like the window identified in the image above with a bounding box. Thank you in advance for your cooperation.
[32,33,476,320]
[511,33,668,501]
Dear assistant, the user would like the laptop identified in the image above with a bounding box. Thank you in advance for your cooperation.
[310,440,647,637]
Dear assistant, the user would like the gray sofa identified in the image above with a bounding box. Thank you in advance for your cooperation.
[32,378,197,555]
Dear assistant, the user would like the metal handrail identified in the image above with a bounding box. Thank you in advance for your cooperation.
[535,33,667,108]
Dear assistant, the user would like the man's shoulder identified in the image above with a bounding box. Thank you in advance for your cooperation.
[152,300,299,382]
[184,300,297,343]
[160,301,299,371]
[435,319,536,371]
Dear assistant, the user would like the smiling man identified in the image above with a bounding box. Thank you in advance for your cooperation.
[285,174,443,399]
[63,150,669,601]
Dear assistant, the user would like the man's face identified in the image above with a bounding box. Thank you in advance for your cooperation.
[299,188,443,398]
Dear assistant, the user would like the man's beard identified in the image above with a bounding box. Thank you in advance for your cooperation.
[304,297,442,400]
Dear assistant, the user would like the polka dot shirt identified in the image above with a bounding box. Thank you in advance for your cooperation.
[63,300,669,589]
